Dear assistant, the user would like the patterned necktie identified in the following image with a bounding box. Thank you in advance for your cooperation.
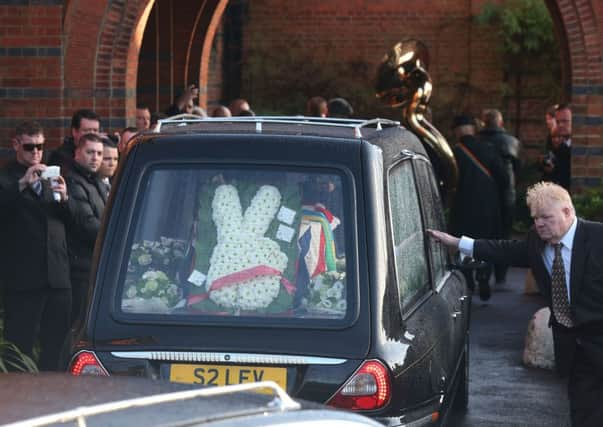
[551,243,573,328]
[32,180,42,197]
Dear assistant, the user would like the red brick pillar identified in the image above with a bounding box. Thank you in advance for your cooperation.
[0,2,64,151]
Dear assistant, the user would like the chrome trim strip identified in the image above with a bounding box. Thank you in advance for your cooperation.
[401,412,437,427]
[157,115,400,134]
[111,351,347,365]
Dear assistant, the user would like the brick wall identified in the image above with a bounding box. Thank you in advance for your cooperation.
[0,0,601,187]
[0,1,64,157]
[0,0,223,153]
[240,0,603,186]
[240,0,554,152]
[555,0,603,185]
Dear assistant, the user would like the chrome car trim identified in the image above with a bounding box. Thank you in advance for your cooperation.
[3,381,299,427]
[157,115,400,138]
[111,351,347,365]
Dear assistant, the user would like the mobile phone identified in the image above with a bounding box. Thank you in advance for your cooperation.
[41,165,61,179]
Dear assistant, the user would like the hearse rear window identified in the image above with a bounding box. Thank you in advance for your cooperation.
[119,166,350,322]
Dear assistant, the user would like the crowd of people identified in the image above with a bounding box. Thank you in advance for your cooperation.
[0,91,356,372]
[448,105,573,301]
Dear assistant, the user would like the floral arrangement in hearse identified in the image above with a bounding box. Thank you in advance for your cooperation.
[297,204,347,317]
[187,184,297,314]
[121,237,187,313]
[186,181,347,318]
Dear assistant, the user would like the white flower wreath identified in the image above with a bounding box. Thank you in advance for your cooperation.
[206,184,288,310]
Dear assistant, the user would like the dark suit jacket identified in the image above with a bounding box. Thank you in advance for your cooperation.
[477,126,520,209]
[47,137,76,177]
[450,135,508,239]
[472,219,603,376]
[0,161,71,291]
[66,162,107,274]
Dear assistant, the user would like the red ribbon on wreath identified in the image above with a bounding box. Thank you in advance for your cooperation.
[186,265,295,306]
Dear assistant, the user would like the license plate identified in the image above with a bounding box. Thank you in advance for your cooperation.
[169,364,287,390]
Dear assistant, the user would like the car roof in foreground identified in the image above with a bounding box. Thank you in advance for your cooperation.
[1,374,380,427]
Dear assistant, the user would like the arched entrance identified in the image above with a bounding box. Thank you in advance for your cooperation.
[545,0,603,186]
[62,0,227,133]
[136,0,229,114]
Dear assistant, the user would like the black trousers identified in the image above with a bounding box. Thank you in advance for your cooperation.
[460,262,492,290]
[3,288,71,371]
[568,343,603,427]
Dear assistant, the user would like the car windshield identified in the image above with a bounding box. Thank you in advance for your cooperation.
[119,165,351,322]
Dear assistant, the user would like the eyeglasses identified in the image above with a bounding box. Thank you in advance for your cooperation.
[22,143,45,152]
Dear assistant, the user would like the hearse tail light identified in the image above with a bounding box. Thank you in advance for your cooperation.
[327,359,391,410]
[69,351,109,376]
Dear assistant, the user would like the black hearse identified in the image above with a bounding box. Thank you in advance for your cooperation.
[67,116,470,427]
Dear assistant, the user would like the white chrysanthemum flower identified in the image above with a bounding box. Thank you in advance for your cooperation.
[146,280,158,291]
[142,270,156,280]
[138,254,152,266]
[320,298,333,308]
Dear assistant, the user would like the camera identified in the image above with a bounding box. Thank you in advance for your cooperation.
[542,151,555,168]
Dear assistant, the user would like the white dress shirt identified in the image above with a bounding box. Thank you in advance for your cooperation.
[458,217,577,301]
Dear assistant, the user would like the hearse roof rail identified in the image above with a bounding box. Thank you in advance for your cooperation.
[155,115,401,139]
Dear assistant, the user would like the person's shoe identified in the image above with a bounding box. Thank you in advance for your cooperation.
[478,281,491,301]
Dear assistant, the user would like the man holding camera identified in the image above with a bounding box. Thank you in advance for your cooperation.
[0,121,71,371]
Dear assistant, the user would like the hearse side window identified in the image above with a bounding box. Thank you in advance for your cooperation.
[388,161,429,308]
[119,166,351,323]
[414,159,447,285]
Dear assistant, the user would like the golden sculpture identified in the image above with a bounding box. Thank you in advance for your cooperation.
[376,39,458,199]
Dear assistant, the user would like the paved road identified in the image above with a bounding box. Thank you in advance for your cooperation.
[451,267,571,426]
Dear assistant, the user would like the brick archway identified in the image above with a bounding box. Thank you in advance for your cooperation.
[545,0,603,185]
[62,0,227,134]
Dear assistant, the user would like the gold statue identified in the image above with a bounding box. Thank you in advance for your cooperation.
[376,39,458,199]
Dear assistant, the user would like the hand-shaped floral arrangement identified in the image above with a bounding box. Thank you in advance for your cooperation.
[202,184,289,311]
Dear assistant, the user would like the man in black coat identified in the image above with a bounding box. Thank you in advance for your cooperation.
[66,133,107,323]
[449,115,508,300]
[49,109,100,176]
[428,181,603,427]
[0,121,71,370]
[477,109,521,283]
